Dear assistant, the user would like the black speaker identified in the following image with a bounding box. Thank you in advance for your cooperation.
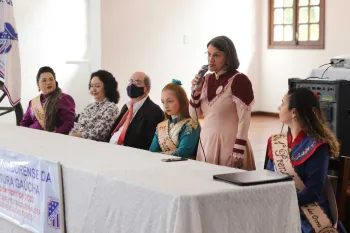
[289,78,350,156]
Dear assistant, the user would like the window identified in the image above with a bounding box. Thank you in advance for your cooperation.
[268,0,325,49]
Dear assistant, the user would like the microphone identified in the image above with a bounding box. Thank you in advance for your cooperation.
[194,65,208,91]
[192,65,208,162]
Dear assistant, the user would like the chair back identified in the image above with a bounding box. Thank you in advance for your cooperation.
[333,156,350,222]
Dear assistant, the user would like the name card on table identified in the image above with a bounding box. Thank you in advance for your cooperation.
[0,149,65,233]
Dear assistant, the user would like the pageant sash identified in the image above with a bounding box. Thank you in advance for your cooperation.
[31,96,45,129]
[157,120,178,154]
[271,133,338,233]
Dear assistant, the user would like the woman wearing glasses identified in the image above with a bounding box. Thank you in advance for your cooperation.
[189,36,256,170]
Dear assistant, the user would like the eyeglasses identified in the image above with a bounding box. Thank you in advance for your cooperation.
[205,52,223,60]
[128,79,144,85]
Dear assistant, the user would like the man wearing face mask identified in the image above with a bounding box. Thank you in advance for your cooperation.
[108,72,165,150]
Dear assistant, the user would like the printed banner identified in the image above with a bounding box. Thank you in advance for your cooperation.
[0,0,22,106]
[0,149,65,233]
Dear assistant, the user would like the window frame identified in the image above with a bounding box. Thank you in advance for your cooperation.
[268,0,325,49]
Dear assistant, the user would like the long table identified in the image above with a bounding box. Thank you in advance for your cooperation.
[0,124,301,233]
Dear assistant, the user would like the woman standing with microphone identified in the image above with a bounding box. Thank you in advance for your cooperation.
[190,35,255,170]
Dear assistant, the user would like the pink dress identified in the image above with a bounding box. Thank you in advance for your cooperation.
[189,70,255,170]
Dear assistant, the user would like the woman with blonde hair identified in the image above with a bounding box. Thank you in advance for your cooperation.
[150,79,200,158]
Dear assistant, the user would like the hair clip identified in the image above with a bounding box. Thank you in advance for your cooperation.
[313,91,320,99]
[172,79,182,86]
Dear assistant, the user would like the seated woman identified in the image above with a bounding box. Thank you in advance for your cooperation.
[69,70,120,141]
[150,79,200,158]
[266,88,347,233]
[20,66,76,134]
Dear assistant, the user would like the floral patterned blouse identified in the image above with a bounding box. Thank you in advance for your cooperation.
[70,98,119,141]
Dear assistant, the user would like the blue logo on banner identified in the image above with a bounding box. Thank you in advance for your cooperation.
[0,22,18,54]
[47,199,60,229]
[0,22,18,80]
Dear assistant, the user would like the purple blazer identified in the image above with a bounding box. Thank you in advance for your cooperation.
[20,93,76,134]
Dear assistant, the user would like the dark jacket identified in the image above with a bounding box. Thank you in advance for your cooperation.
[108,97,165,150]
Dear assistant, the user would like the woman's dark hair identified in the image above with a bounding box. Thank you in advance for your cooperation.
[288,88,340,157]
[89,70,120,104]
[162,83,190,120]
[207,35,240,72]
[36,66,61,132]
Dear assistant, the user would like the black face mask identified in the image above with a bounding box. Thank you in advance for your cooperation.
[127,84,145,98]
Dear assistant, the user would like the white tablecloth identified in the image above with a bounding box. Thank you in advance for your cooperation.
[0,124,301,233]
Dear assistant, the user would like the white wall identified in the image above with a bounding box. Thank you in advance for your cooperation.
[4,0,346,126]
[101,0,262,110]
[0,0,101,124]
[260,0,350,112]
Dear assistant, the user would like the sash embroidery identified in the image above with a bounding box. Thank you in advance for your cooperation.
[157,120,178,154]
[271,133,338,233]
[31,96,46,129]
[292,140,318,162]
[157,119,196,155]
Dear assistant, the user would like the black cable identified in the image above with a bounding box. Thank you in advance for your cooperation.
[303,59,345,83]
[318,62,331,68]
[299,59,345,85]
[280,123,284,134]
[192,91,207,162]
[281,59,345,135]
[319,64,333,80]
[319,59,344,68]
[319,59,345,79]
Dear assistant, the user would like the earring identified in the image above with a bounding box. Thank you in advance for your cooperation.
[38,88,41,92]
